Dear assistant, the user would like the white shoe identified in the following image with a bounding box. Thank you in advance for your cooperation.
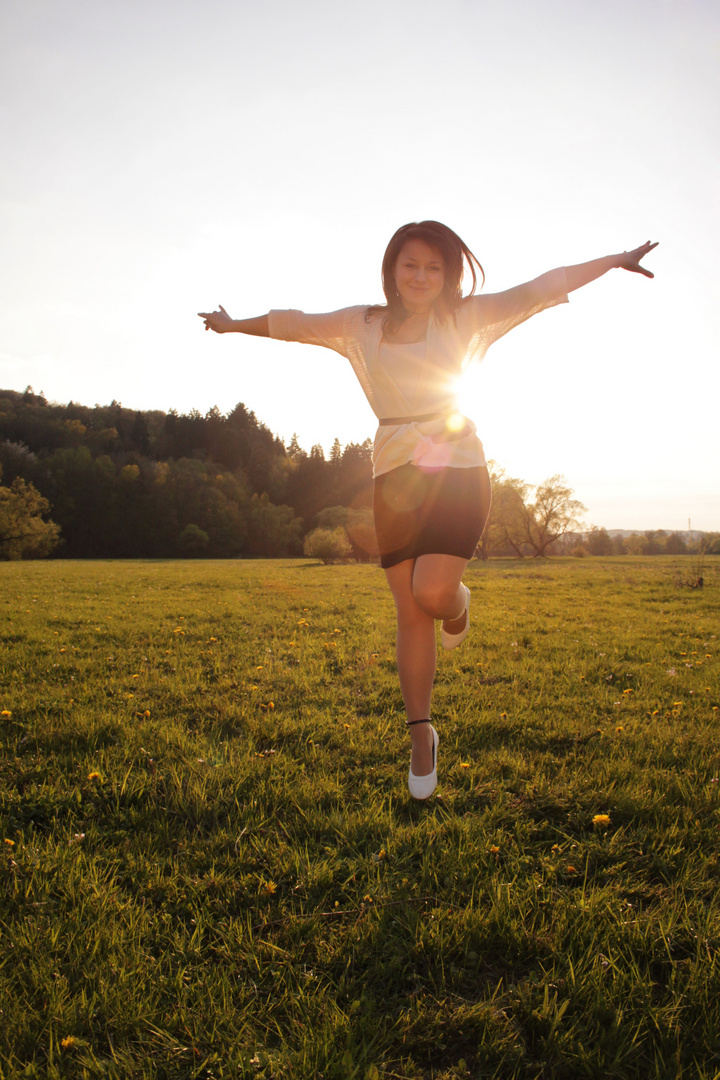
[407,721,439,800]
[441,584,471,650]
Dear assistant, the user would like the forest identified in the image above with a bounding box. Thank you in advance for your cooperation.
[0,387,716,561]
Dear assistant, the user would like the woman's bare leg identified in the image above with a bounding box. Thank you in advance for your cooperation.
[413,553,470,630]
[384,559,437,776]
[384,553,470,777]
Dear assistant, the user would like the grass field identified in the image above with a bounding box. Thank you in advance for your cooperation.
[1,555,719,1080]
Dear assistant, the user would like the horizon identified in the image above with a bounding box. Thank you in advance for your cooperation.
[1,383,714,537]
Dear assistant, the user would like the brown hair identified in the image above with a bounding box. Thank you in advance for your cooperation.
[367,220,485,333]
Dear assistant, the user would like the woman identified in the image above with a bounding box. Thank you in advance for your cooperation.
[198,222,657,799]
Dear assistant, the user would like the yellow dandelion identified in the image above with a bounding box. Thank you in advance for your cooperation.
[1,710,12,718]
[673,701,682,706]
[489,844,500,854]
[132,674,140,679]
[256,666,263,671]
[261,880,277,896]
[343,723,350,729]
[592,814,611,827]
[61,1036,78,1049]
[566,865,578,873]
[87,771,102,782]
[4,838,15,846]
[144,710,150,717]
[652,709,659,716]
[500,711,507,718]
[460,762,471,769]
[616,725,624,732]
[59,647,66,653]
[209,637,217,642]
[623,689,633,695]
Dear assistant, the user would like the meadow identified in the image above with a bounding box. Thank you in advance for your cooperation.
[0,555,719,1080]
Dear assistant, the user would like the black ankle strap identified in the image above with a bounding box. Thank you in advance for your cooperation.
[406,718,431,727]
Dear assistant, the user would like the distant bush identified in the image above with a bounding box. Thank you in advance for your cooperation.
[177,523,210,556]
[303,527,351,565]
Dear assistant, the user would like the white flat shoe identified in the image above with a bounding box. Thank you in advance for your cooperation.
[441,584,471,650]
[407,720,438,800]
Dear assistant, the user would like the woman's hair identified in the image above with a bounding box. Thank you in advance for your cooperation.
[367,220,485,332]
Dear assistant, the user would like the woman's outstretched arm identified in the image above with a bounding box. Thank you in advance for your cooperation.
[565,241,658,293]
[197,305,269,336]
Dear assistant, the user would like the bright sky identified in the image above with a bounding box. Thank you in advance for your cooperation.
[1,0,718,531]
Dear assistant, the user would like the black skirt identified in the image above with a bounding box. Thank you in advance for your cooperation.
[373,463,492,569]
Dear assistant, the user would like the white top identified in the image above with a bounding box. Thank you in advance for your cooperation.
[268,266,569,477]
[376,339,486,471]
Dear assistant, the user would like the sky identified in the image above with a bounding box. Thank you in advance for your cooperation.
[1,0,718,532]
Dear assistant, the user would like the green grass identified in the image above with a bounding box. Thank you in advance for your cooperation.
[1,555,719,1080]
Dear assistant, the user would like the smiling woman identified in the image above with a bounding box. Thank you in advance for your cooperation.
[198,221,657,801]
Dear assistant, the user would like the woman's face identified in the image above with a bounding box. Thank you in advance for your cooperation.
[394,239,445,314]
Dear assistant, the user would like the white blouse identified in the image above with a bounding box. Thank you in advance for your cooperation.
[269,266,569,477]
[374,339,486,471]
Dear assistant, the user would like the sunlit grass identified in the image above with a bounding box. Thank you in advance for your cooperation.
[1,556,719,1078]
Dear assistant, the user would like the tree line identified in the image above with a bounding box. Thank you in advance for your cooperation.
[0,386,716,561]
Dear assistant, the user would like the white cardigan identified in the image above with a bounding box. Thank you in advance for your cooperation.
[269,267,569,476]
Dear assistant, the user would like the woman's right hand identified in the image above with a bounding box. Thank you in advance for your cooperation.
[198,305,235,333]
[617,241,659,278]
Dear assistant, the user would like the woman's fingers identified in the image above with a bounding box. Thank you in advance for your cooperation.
[621,241,658,277]
[197,306,232,332]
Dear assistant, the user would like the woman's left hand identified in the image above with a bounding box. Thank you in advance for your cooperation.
[617,241,659,278]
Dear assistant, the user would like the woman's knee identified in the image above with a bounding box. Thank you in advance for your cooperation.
[412,579,460,619]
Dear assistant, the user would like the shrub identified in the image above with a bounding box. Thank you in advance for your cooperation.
[303,527,351,565]
[177,523,210,556]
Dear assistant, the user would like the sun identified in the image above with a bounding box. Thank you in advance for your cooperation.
[452,364,484,420]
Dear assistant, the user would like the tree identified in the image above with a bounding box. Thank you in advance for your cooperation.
[245,493,303,556]
[587,526,614,555]
[177,523,210,556]
[303,527,351,564]
[520,475,586,556]
[0,469,61,559]
[664,532,687,555]
[478,466,530,558]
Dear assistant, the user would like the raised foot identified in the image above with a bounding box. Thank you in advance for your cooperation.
[441,608,467,636]
[441,585,471,651]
